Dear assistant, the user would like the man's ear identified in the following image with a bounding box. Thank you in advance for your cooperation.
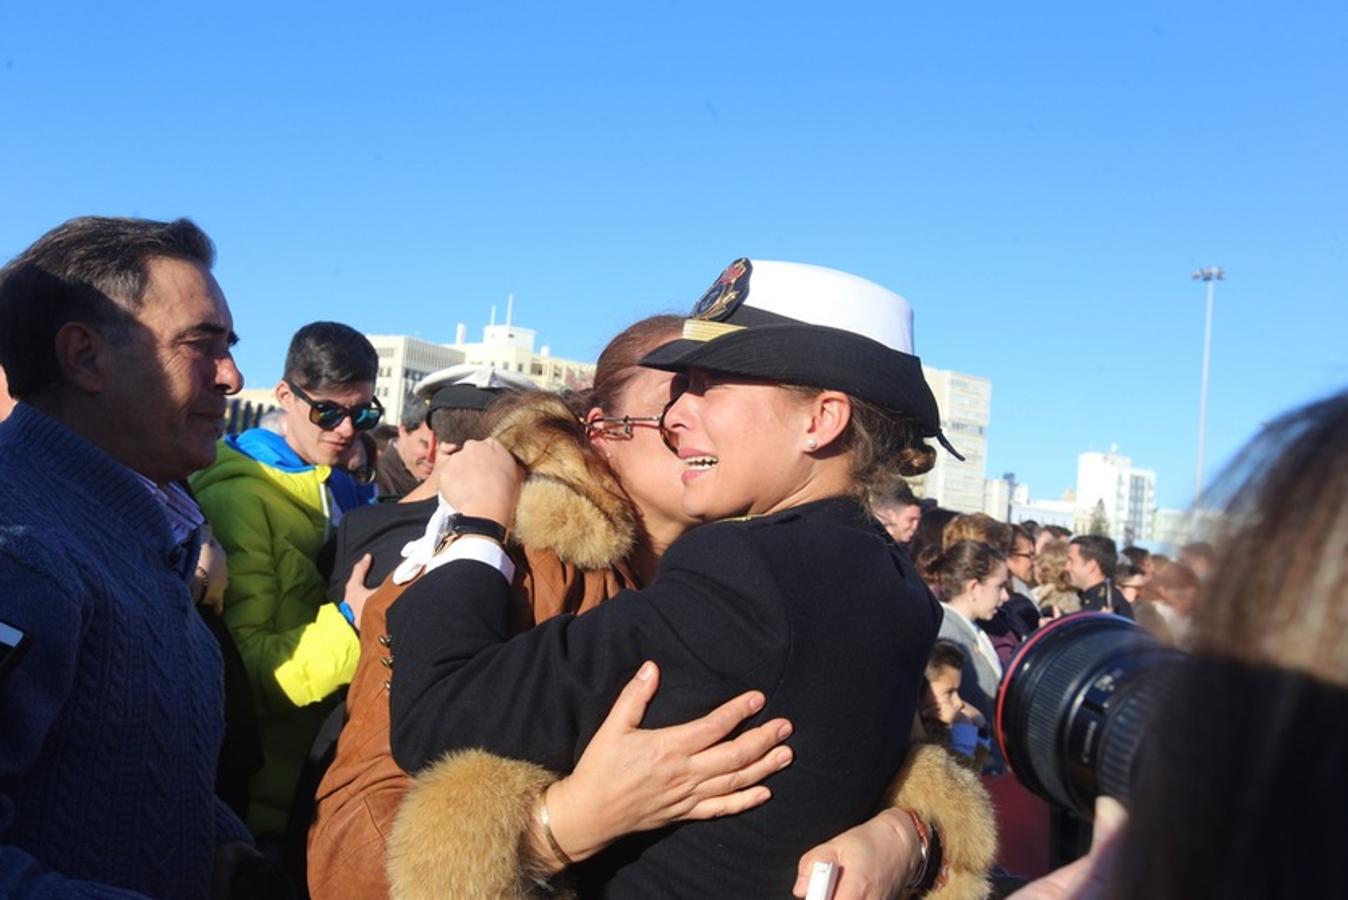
[802,390,852,452]
[52,322,109,394]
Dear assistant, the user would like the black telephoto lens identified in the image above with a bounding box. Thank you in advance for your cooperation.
[995,613,1184,819]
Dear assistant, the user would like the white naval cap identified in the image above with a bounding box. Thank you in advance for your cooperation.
[414,364,537,397]
[641,258,962,459]
[718,260,915,353]
[414,364,537,412]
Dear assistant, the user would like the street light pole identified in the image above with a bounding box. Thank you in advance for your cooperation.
[1192,266,1225,504]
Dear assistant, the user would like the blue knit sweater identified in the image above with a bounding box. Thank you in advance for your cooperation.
[0,405,251,899]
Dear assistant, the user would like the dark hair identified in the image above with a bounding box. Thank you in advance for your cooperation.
[926,639,968,679]
[372,423,399,450]
[0,216,215,399]
[844,398,937,487]
[349,431,378,485]
[1070,534,1118,580]
[1010,524,1034,550]
[910,506,959,575]
[1019,520,1042,542]
[283,321,378,390]
[872,478,920,512]
[428,407,489,447]
[1122,546,1151,568]
[585,314,685,414]
[400,396,430,431]
[926,539,1006,600]
[1114,561,1143,583]
[1044,524,1072,541]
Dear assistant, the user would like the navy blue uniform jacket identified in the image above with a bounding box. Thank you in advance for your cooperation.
[388,495,941,898]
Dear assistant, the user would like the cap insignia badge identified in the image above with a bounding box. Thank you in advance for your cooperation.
[692,258,752,322]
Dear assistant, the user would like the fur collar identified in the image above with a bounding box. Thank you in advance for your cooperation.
[491,394,638,570]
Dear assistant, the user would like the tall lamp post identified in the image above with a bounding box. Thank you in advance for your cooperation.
[1192,266,1225,504]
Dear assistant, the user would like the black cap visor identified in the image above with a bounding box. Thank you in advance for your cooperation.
[427,384,499,413]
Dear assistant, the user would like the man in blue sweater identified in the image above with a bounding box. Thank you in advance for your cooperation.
[0,217,261,898]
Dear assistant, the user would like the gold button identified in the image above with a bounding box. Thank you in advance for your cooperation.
[378,633,392,647]
[380,656,393,668]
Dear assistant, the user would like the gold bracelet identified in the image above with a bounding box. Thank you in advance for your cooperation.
[539,785,574,867]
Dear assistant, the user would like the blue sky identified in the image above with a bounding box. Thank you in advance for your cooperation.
[3,1,1344,509]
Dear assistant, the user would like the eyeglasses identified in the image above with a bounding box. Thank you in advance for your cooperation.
[1010,551,1036,561]
[591,415,664,439]
[590,407,679,453]
[286,380,384,432]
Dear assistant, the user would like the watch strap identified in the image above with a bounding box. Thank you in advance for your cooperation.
[449,513,508,544]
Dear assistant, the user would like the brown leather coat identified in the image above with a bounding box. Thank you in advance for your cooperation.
[307,547,633,900]
[307,393,639,900]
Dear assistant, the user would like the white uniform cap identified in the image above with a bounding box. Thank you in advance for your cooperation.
[740,260,915,354]
[414,363,537,399]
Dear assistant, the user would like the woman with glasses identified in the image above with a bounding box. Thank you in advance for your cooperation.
[192,321,385,841]
[383,261,991,897]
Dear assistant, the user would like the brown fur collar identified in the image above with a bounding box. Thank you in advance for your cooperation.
[885,742,998,900]
[491,394,637,571]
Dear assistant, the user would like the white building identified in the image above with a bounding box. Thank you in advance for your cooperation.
[1074,446,1157,545]
[364,302,597,427]
[983,478,1011,520]
[448,316,595,396]
[367,335,466,426]
[914,367,990,513]
[1010,498,1076,530]
[983,478,1030,521]
[1151,507,1194,551]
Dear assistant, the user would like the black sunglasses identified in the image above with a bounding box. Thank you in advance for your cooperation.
[286,380,384,432]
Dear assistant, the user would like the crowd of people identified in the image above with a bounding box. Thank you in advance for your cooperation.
[1,215,1344,900]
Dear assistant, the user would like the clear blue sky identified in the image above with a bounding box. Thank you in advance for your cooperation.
[3,1,1345,509]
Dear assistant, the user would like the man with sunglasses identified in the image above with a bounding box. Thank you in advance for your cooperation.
[192,320,382,846]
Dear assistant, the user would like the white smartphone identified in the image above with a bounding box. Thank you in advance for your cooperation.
[804,860,839,900]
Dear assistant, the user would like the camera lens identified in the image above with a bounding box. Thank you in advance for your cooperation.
[995,613,1183,819]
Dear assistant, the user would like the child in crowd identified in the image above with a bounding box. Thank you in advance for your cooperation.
[921,639,993,771]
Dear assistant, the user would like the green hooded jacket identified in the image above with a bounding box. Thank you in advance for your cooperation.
[192,432,360,836]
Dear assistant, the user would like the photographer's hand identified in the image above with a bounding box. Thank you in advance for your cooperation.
[1008,796,1127,900]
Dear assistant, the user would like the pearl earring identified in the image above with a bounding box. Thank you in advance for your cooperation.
[806,437,818,450]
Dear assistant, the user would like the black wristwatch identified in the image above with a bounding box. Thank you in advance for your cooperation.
[448,513,508,544]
